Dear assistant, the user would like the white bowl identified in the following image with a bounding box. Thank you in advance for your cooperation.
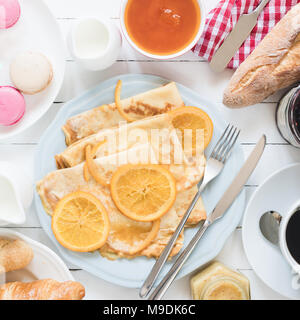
[120,0,206,60]
[0,229,74,285]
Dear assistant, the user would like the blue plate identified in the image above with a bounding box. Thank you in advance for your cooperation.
[34,74,245,288]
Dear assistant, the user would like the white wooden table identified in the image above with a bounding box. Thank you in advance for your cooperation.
[1,0,296,300]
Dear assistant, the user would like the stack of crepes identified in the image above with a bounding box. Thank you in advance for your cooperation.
[37,82,208,260]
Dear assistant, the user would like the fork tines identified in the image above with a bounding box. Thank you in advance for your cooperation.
[210,124,240,163]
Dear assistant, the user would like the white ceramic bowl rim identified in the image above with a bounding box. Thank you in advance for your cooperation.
[120,0,206,60]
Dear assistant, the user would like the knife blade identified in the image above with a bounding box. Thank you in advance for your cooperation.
[210,0,271,72]
[208,134,266,223]
[148,135,266,300]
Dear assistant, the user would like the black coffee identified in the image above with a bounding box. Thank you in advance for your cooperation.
[286,210,300,264]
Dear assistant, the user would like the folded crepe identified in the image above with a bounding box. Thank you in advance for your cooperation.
[37,144,206,259]
[56,113,188,170]
[62,82,184,146]
[100,185,205,260]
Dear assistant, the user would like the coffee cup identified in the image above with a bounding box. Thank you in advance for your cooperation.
[279,202,300,274]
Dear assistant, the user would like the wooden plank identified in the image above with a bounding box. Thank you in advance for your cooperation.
[55,60,235,103]
[242,144,299,186]
[44,0,219,19]
[54,61,282,104]
[71,268,192,300]
[43,0,120,19]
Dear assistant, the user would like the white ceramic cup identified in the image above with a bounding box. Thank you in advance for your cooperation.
[120,0,206,60]
[279,202,300,274]
[68,17,122,71]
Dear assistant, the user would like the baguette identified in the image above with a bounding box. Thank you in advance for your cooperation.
[0,238,33,273]
[223,4,300,108]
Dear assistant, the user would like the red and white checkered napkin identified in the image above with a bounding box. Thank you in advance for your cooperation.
[192,0,300,69]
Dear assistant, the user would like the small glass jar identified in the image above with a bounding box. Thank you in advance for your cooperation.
[276,84,300,148]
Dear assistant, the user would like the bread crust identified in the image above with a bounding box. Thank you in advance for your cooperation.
[223,4,300,108]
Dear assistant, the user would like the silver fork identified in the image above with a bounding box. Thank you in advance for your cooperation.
[139,124,240,298]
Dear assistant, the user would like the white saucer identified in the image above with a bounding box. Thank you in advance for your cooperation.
[242,163,300,300]
[0,229,74,284]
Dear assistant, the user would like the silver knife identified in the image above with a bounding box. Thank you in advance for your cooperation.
[210,0,270,72]
[148,135,266,300]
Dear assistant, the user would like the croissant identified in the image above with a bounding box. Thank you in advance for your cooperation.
[0,279,85,300]
[0,238,34,273]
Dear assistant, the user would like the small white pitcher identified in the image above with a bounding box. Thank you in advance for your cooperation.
[68,17,122,71]
[0,161,33,225]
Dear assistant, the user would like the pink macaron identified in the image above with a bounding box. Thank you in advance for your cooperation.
[0,0,21,29]
[0,86,25,126]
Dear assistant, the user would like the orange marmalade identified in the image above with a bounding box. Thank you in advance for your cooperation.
[125,0,201,56]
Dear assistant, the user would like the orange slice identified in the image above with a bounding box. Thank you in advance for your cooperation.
[129,219,160,254]
[110,164,176,222]
[83,140,106,182]
[85,144,108,186]
[115,80,134,122]
[169,106,213,151]
[108,219,160,255]
[83,162,90,182]
[91,140,107,156]
[52,191,110,252]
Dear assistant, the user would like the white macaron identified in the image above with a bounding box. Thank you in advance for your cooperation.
[10,51,53,95]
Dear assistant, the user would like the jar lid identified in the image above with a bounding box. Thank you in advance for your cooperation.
[200,277,249,300]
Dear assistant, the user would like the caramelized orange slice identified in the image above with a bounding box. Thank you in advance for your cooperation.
[83,162,90,182]
[115,80,134,122]
[110,164,176,222]
[85,143,108,186]
[108,219,161,255]
[52,191,110,252]
[169,106,213,151]
[83,140,106,182]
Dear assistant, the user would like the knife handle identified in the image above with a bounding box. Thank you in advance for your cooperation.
[148,220,211,300]
[254,0,270,16]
